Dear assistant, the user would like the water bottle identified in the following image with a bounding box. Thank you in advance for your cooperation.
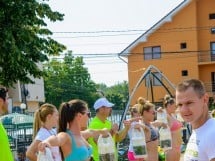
[159,126,172,151]
[98,133,115,161]
[156,110,168,124]
[131,127,147,159]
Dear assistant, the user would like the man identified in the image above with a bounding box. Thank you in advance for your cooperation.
[88,97,130,161]
[175,79,215,161]
[0,87,14,161]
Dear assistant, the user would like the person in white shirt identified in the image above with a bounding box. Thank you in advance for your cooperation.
[176,79,215,161]
[26,103,62,161]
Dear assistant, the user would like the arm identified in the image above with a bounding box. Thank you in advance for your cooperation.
[81,128,109,139]
[151,120,167,128]
[38,132,68,152]
[26,140,41,161]
[115,120,131,142]
[210,159,215,161]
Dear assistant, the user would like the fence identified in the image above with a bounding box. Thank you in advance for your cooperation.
[3,110,191,161]
[3,110,125,161]
[4,123,33,161]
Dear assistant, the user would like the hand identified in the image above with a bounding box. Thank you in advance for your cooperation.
[129,116,142,123]
[122,120,131,131]
[100,128,109,137]
[38,141,51,152]
[111,123,119,134]
[157,107,164,113]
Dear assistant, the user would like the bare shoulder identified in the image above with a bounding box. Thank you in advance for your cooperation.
[58,132,69,138]
[57,132,70,144]
[210,158,215,161]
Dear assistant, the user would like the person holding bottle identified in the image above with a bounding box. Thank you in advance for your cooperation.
[88,97,131,161]
[37,99,108,161]
[26,103,62,161]
[37,99,93,161]
[127,104,150,161]
[138,101,166,161]
[163,95,182,161]
[0,87,14,161]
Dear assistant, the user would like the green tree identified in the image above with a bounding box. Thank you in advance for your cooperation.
[96,81,129,110]
[43,51,99,108]
[0,0,66,87]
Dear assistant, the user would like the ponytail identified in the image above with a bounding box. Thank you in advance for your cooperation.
[33,110,41,139]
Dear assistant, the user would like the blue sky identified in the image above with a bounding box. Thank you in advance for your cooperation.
[47,0,183,86]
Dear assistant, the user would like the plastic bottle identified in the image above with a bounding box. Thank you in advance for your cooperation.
[131,127,147,159]
[159,126,172,151]
[156,110,168,124]
[97,133,115,161]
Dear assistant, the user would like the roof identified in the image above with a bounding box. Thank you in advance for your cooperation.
[119,0,192,57]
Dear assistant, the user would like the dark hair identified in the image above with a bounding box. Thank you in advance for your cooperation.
[33,103,57,139]
[0,87,8,101]
[163,94,175,108]
[58,99,88,133]
[58,99,88,160]
[176,79,206,98]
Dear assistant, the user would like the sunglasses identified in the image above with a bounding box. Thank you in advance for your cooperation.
[81,111,91,118]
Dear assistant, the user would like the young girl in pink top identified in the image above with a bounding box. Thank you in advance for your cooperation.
[163,95,182,161]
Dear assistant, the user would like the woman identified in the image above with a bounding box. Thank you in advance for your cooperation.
[26,103,62,161]
[38,99,107,161]
[127,104,145,161]
[139,101,165,161]
[163,95,182,161]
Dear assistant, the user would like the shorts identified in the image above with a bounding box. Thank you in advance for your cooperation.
[127,151,145,161]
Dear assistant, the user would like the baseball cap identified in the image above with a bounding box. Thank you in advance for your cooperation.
[0,88,7,101]
[93,98,114,110]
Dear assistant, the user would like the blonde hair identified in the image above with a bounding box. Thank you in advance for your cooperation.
[137,97,146,105]
[33,103,56,139]
[139,101,155,116]
[129,104,139,117]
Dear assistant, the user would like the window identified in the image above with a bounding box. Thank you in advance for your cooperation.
[211,28,215,34]
[145,72,162,87]
[211,42,215,61]
[153,72,162,86]
[181,70,188,76]
[209,13,215,19]
[180,43,187,49]
[211,72,215,92]
[144,46,161,60]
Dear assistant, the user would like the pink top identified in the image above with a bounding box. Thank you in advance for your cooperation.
[170,120,182,131]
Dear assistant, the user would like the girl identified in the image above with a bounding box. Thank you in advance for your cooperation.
[26,103,61,161]
[163,95,182,161]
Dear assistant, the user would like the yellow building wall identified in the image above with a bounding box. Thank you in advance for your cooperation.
[127,0,215,105]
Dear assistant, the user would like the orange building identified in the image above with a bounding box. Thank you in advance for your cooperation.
[119,0,215,105]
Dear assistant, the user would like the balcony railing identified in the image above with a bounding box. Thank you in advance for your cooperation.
[204,82,215,94]
[198,51,215,63]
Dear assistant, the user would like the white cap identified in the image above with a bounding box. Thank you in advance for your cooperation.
[93,98,114,110]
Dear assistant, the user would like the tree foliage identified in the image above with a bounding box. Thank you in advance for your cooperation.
[43,51,99,108]
[96,81,129,110]
[0,0,66,87]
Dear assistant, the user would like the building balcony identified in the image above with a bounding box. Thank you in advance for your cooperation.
[198,51,215,63]
[204,81,215,95]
